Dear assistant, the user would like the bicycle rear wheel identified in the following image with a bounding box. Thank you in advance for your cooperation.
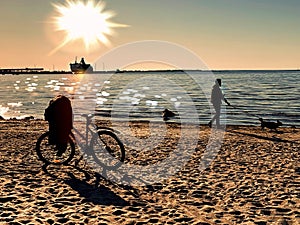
[36,132,75,165]
[91,130,125,169]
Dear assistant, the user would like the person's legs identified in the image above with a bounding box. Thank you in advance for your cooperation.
[208,103,221,128]
[214,104,221,128]
[208,114,216,127]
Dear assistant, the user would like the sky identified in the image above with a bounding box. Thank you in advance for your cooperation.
[0,0,300,71]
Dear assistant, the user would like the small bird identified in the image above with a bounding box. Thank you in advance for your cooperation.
[162,108,175,120]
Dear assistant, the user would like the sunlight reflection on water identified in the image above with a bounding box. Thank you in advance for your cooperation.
[0,71,299,126]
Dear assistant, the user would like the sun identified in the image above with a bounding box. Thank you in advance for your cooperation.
[49,0,128,55]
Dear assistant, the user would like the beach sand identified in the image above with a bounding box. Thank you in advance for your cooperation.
[0,119,299,224]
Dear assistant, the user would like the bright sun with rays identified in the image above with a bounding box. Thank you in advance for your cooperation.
[50,0,128,54]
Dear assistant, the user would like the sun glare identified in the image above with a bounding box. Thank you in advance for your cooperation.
[49,0,128,55]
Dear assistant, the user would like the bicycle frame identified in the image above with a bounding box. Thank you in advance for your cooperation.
[71,114,97,154]
[71,114,117,153]
[36,113,125,167]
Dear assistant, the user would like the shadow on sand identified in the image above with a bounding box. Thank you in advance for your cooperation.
[42,163,128,206]
[228,128,299,144]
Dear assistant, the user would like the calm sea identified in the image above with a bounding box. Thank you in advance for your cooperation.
[0,70,299,127]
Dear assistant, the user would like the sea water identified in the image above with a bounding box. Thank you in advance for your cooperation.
[0,70,299,126]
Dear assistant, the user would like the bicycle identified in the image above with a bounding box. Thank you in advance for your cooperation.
[35,114,125,169]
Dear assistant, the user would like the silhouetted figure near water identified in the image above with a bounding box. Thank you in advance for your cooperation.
[44,95,73,156]
[162,108,175,121]
[208,79,230,128]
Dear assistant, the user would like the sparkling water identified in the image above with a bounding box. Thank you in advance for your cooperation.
[0,70,299,126]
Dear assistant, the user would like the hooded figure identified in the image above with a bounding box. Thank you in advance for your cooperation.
[44,95,73,155]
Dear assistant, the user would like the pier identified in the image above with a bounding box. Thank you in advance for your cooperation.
[0,68,71,75]
[0,68,44,75]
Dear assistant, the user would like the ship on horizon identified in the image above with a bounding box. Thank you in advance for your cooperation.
[70,57,93,74]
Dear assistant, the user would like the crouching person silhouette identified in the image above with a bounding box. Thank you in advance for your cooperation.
[44,95,73,156]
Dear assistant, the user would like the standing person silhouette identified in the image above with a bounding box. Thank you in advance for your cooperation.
[208,79,230,128]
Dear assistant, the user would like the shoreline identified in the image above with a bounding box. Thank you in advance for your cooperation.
[0,120,299,224]
[0,116,297,130]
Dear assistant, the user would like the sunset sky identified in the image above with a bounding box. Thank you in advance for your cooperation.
[0,0,299,71]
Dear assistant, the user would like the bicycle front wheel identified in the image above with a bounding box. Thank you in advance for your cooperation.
[91,130,125,169]
[36,132,75,165]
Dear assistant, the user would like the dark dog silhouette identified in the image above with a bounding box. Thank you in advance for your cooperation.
[259,118,282,131]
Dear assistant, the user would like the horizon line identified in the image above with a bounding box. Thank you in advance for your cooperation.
[1,67,300,75]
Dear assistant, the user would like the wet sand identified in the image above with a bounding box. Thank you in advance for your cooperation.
[0,119,299,224]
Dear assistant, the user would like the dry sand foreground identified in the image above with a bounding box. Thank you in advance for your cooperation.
[0,120,299,225]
